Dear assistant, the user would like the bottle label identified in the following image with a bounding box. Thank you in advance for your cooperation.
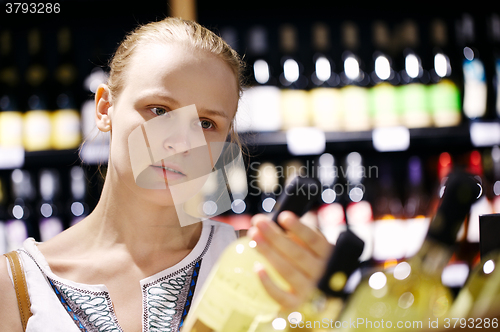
[428,80,461,127]
[0,111,23,147]
[399,83,432,128]
[463,59,487,118]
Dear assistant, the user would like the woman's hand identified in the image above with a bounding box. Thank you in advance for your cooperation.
[248,211,333,311]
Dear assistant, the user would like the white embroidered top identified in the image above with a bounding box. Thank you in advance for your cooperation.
[8,219,237,332]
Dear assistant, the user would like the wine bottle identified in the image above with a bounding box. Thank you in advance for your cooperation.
[457,14,488,119]
[23,28,52,151]
[38,169,64,241]
[340,21,370,132]
[309,23,343,132]
[6,169,36,251]
[0,29,23,149]
[236,26,282,133]
[279,24,310,130]
[403,156,431,258]
[488,14,500,119]
[52,27,81,150]
[69,166,88,226]
[338,170,481,331]
[369,21,400,128]
[397,20,432,128]
[292,229,364,332]
[449,213,500,319]
[427,19,462,127]
[181,176,321,332]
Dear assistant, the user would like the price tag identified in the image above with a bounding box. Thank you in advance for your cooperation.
[286,127,326,156]
[0,147,24,169]
[372,126,410,152]
[470,122,500,147]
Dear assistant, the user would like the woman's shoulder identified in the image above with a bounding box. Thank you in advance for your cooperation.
[0,253,24,331]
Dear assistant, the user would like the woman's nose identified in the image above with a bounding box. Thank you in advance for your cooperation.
[163,132,191,154]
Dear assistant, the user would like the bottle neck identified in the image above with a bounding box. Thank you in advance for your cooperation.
[412,239,453,276]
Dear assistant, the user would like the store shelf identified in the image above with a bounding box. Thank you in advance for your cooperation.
[240,124,476,156]
[1,122,498,169]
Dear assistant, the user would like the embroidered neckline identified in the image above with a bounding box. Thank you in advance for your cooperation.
[21,225,215,332]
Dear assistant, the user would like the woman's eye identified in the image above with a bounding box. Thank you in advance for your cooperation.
[151,107,169,116]
[199,119,214,130]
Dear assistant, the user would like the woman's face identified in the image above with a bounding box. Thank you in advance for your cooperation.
[105,42,239,208]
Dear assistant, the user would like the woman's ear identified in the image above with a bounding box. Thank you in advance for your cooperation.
[95,84,113,132]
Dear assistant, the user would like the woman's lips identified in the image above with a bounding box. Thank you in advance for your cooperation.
[150,161,187,183]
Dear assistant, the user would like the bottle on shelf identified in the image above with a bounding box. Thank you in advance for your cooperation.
[369,20,400,128]
[69,166,88,226]
[278,24,310,130]
[449,213,500,319]
[457,14,488,120]
[236,26,282,133]
[340,21,370,132]
[181,176,321,332]
[316,153,346,244]
[38,169,64,241]
[343,152,373,263]
[23,28,52,151]
[371,160,405,263]
[0,177,8,254]
[6,169,36,251]
[427,19,462,127]
[396,20,432,128]
[338,170,481,331]
[51,26,82,150]
[0,29,23,150]
[488,14,500,119]
[309,22,343,132]
[256,162,279,214]
[403,156,431,258]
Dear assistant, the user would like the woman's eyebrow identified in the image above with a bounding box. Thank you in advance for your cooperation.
[137,90,230,119]
[198,108,230,120]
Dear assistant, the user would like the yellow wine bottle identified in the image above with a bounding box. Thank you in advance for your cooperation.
[338,170,481,331]
[182,176,321,332]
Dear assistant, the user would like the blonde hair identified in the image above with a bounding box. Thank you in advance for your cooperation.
[107,17,245,151]
[108,17,244,99]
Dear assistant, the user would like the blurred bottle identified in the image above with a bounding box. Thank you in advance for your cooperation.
[236,26,282,132]
[427,19,462,127]
[457,14,488,119]
[489,146,500,213]
[23,28,52,151]
[0,29,23,149]
[449,214,500,319]
[339,170,480,331]
[256,162,279,214]
[279,24,310,130]
[403,156,431,258]
[0,177,8,254]
[340,21,370,132]
[51,27,81,150]
[181,177,320,332]
[316,153,346,244]
[488,14,500,118]
[309,23,343,132]
[344,152,373,263]
[38,169,64,241]
[6,169,36,251]
[69,166,88,226]
[369,21,400,128]
[289,230,364,331]
[371,161,405,262]
[397,20,432,128]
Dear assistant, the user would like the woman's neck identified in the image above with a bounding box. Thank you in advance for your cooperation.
[84,167,203,263]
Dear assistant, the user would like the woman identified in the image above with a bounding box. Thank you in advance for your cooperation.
[0,17,331,331]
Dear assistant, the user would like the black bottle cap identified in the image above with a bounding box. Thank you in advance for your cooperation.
[317,229,364,297]
[271,176,321,224]
[428,170,481,246]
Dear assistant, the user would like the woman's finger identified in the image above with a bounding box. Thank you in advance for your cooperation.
[277,211,332,259]
[252,215,325,280]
